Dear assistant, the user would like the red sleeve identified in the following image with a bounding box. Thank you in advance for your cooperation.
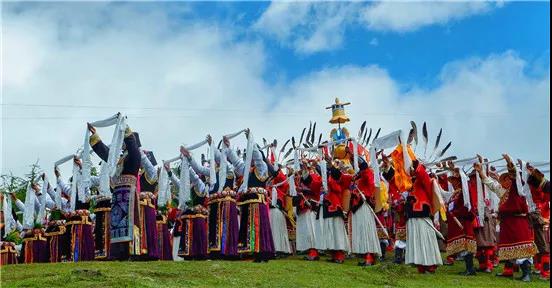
[357,168,376,198]
[415,164,433,203]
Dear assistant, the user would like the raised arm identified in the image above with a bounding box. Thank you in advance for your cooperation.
[122,129,140,175]
[252,146,268,178]
[475,162,507,198]
[226,148,246,177]
[140,150,159,182]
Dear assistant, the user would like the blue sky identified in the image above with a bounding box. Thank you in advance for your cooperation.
[2,1,550,175]
[181,1,550,88]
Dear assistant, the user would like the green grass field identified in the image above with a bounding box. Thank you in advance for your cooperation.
[1,256,549,288]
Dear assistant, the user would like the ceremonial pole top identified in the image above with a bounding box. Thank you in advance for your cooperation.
[326,97,351,124]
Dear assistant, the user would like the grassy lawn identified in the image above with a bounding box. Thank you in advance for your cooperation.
[1,256,549,288]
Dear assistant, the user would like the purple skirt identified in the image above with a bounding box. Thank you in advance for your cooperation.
[22,234,49,263]
[45,225,69,263]
[238,201,275,255]
[177,215,208,259]
[141,204,160,260]
[208,200,239,257]
[157,220,173,261]
[71,223,95,262]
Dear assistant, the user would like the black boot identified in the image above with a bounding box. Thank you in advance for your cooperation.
[459,253,477,276]
[517,260,532,282]
[380,242,387,262]
[393,248,403,264]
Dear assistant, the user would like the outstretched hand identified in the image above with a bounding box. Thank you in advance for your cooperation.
[180,146,191,158]
[87,123,96,134]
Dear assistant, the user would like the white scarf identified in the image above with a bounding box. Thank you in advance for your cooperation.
[476,167,485,226]
[23,183,35,229]
[82,114,126,198]
[209,143,216,189]
[352,137,359,174]
[179,156,191,210]
[36,176,48,224]
[318,150,327,238]
[271,178,287,207]
[369,130,402,188]
[3,193,14,237]
[459,169,471,211]
[157,165,170,208]
[70,162,80,212]
[218,148,228,193]
[238,131,255,193]
[288,175,297,197]
[54,154,74,207]
[520,161,537,212]
[179,138,212,207]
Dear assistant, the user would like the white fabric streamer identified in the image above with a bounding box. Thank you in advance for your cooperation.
[459,169,471,211]
[3,194,14,237]
[23,183,35,229]
[37,176,48,224]
[217,148,228,193]
[352,138,359,173]
[271,180,287,207]
[179,157,191,210]
[369,130,403,188]
[157,164,170,208]
[209,142,217,189]
[521,161,537,212]
[238,132,254,193]
[288,175,297,197]
[82,114,126,199]
[476,169,485,226]
[512,157,524,196]
[70,163,80,212]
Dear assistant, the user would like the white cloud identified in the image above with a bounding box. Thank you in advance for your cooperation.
[253,2,358,53]
[255,1,501,53]
[2,3,549,177]
[361,1,498,32]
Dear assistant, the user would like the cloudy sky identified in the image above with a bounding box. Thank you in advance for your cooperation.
[1,1,550,176]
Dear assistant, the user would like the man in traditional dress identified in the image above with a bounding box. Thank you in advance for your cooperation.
[136,147,160,261]
[88,123,141,261]
[225,130,275,262]
[56,159,96,262]
[267,162,293,257]
[167,149,210,260]
[140,149,172,261]
[184,136,239,260]
[475,154,538,282]
[350,157,382,266]
[1,193,22,265]
[315,159,351,264]
[294,160,321,261]
[444,164,477,276]
[404,161,443,273]
[472,160,498,273]
[526,163,550,280]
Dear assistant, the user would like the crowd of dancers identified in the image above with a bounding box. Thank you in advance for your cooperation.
[0,99,549,283]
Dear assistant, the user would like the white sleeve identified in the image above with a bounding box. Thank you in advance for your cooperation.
[44,193,55,210]
[46,182,56,200]
[189,168,208,195]
[189,156,210,177]
[141,151,159,182]
[252,146,268,178]
[482,177,507,198]
[15,199,25,212]
[90,176,100,189]
[15,220,23,232]
[57,178,71,196]
[170,172,180,187]
[226,148,245,177]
